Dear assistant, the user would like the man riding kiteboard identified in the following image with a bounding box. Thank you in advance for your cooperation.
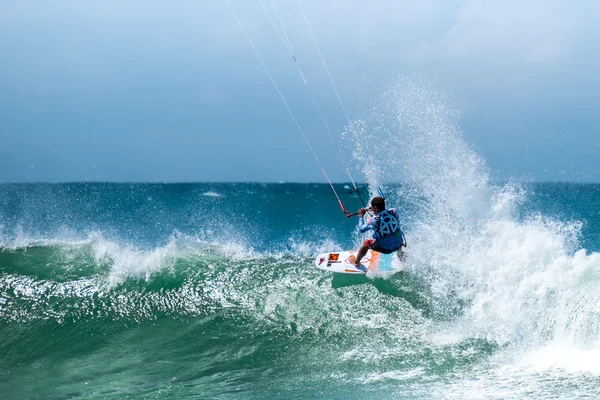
[353,196,405,267]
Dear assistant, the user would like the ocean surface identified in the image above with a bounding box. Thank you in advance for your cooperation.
[2,79,600,399]
[1,181,599,399]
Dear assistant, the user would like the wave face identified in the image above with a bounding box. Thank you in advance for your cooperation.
[2,87,600,399]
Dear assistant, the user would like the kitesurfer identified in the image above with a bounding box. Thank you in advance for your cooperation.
[353,196,405,267]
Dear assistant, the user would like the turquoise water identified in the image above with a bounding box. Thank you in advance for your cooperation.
[1,182,599,399]
[2,78,600,399]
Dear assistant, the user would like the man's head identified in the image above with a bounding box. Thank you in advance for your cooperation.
[370,196,385,213]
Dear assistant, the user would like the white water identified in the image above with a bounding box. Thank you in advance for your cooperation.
[348,75,600,384]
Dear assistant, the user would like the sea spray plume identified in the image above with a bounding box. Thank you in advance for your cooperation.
[346,75,500,285]
[349,75,491,218]
[348,76,600,365]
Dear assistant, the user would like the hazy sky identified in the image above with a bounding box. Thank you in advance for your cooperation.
[1,0,599,183]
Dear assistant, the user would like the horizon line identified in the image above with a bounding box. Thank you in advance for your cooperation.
[1,180,599,185]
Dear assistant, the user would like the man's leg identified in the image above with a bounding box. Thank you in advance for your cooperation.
[354,241,371,266]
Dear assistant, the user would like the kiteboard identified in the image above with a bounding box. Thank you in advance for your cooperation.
[314,250,403,274]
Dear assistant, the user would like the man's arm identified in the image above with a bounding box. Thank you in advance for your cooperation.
[358,216,373,233]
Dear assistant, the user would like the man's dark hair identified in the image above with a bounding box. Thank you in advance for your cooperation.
[371,196,385,210]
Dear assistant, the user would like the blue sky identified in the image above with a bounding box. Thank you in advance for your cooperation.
[1,0,599,182]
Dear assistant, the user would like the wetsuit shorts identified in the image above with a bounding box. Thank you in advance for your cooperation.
[364,239,400,254]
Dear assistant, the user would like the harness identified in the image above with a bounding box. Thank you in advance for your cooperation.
[374,209,400,238]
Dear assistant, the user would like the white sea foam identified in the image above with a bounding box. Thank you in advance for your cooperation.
[349,75,600,373]
[361,367,426,384]
[0,225,96,251]
[287,238,341,257]
[89,235,177,287]
[516,341,600,374]
[201,191,224,197]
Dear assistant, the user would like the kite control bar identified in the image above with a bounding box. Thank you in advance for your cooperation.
[343,186,386,218]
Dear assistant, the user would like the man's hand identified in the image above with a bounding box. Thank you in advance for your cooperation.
[357,208,367,217]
